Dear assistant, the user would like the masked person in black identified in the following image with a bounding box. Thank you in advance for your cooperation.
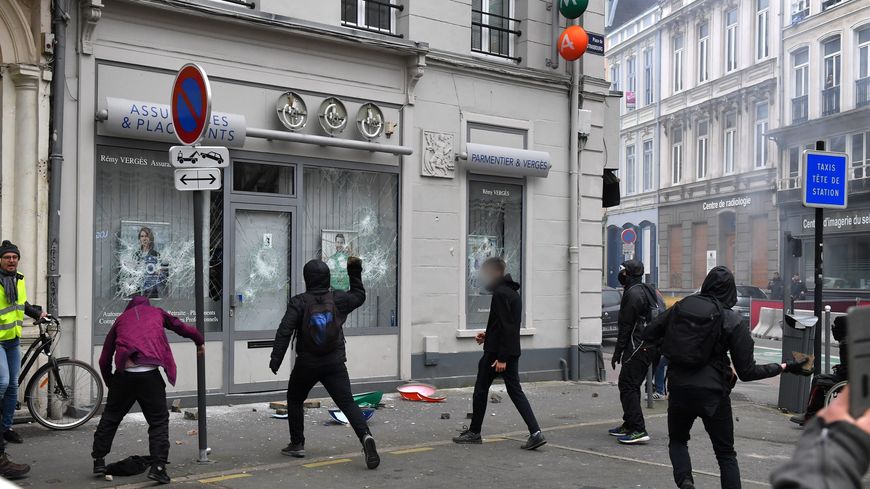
[609,259,664,444]
[453,257,546,451]
[269,258,380,470]
[643,266,810,489]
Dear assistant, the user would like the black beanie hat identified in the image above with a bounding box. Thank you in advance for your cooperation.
[0,241,20,258]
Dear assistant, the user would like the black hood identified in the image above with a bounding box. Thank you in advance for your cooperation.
[700,266,738,308]
[621,259,645,287]
[303,259,331,292]
[486,273,520,292]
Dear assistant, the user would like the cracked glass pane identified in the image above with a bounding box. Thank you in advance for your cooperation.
[303,167,399,330]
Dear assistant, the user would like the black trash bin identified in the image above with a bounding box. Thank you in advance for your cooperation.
[778,313,817,413]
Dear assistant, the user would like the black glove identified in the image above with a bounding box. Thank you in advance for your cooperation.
[783,358,811,376]
[269,359,281,375]
[611,350,622,370]
[347,256,363,273]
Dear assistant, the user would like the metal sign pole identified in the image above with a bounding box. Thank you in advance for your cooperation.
[193,189,209,462]
[813,140,825,376]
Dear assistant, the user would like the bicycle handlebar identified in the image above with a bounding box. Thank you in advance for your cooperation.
[33,315,59,327]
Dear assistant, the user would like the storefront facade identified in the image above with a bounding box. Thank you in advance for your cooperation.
[605,210,658,288]
[53,1,610,400]
[658,187,778,293]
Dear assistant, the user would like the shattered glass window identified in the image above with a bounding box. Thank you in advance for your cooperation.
[466,180,523,329]
[303,167,398,331]
[93,145,223,335]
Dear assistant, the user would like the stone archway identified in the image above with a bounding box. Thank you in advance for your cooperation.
[0,0,38,64]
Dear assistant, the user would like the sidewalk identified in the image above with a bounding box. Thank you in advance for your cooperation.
[8,380,810,489]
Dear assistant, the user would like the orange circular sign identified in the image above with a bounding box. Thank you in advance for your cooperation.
[558,25,589,61]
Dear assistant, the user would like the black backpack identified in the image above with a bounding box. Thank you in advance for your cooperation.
[298,292,344,355]
[661,294,724,368]
[628,284,665,340]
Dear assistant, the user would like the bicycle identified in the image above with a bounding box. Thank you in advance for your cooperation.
[824,380,849,407]
[18,316,103,430]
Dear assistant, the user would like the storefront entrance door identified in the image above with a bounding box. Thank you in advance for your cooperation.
[228,205,294,393]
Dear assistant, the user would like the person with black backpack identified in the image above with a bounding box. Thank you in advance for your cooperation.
[269,257,380,470]
[609,259,665,444]
[643,266,810,489]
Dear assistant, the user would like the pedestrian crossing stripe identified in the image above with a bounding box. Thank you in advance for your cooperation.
[198,473,252,484]
[303,458,353,468]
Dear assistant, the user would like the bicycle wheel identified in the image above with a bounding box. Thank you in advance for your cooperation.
[26,359,104,430]
[824,380,849,407]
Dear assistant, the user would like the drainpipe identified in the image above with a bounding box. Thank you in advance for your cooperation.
[568,18,581,381]
[46,0,69,316]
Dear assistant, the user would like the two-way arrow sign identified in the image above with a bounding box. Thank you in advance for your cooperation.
[175,168,222,191]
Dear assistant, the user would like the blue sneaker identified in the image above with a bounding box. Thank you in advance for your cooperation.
[617,430,651,444]
[608,425,629,437]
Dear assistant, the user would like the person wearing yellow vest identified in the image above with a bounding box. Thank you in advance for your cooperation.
[0,240,45,479]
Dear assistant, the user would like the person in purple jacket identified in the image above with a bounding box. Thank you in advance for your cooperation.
[91,295,204,484]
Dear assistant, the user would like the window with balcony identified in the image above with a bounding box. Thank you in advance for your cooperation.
[789,147,801,177]
[626,56,637,111]
[858,27,870,107]
[472,0,520,61]
[755,102,769,168]
[723,111,736,174]
[792,0,809,24]
[756,0,769,60]
[853,131,870,179]
[696,120,709,179]
[725,9,738,72]
[342,0,399,35]
[792,48,809,123]
[673,34,684,93]
[672,127,683,184]
[625,144,636,194]
[698,22,710,83]
[642,139,653,191]
[823,36,841,116]
[643,48,654,106]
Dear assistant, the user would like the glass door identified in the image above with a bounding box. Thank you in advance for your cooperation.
[228,205,294,393]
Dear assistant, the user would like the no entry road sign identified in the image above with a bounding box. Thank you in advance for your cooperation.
[802,150,848,209]
[171,64,212,146]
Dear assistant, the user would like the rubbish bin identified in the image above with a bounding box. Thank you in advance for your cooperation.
[778,313,817,413]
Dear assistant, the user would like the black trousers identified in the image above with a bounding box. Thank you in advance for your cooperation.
[92,370,170,464]
[618,346,655,433]
[287,362,370,445]
[668,389,740,489]
[469,353,540,434]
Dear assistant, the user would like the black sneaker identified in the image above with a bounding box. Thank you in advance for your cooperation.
[789,415,807,427]
[3,430,22,444]
[362,435,380,470]
[93,457,106,475]
[452,429,482,444]
[281,443,305,458]
[617,430,651,444]
[520,431,547,450]
[680,480,696,489]
[147,463,170,485]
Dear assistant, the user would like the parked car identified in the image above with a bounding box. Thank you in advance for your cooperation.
[602,286,622,339]
[733,285,768,327]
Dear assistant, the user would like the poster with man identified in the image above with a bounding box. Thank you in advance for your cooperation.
[321,230,357,291]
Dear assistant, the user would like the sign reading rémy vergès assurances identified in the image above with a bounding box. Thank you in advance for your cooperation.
[464,143,551,178]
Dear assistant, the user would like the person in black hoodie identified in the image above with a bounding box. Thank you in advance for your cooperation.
[643,266,808,489]
[269,258,380,470]
[610,259,663,444]
[453,257,546,450]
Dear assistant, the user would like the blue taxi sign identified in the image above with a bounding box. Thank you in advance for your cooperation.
[802,150,848,209]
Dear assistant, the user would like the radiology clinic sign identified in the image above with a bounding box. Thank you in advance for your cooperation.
[465,143,551,178]
[702,196,752,211]
[101,97,246,147]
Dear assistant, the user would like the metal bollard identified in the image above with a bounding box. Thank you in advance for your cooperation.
[824,305,832,375]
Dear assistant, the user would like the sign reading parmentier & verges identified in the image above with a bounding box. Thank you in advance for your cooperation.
[102,97,247,147]
[465,143,551,178]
